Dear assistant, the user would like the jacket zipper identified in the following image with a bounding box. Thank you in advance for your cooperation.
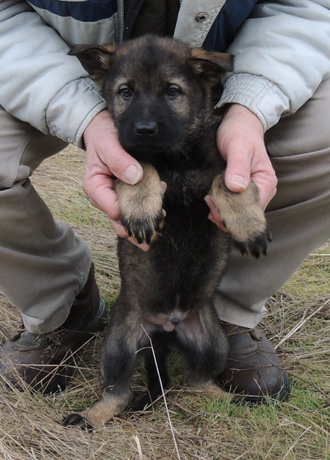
[116,0,125,44]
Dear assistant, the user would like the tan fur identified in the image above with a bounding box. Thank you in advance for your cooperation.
[81,390,131,428]
[115,163,164,243]
[189,48,233,70]
[188,381,234,400]
[211,174,268,256]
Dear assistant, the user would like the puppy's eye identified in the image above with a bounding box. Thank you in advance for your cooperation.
[166,85,181,99]
[119,86,133,100]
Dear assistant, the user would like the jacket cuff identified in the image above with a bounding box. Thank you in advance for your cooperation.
[216,74,291,131]
[45,78,107,148]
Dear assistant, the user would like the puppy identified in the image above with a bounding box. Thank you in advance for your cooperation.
[64,35,270,428]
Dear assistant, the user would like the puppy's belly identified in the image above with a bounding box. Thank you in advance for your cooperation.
[141,306,204,338]
[144,308,189,332]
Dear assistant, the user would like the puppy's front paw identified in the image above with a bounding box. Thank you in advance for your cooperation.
[211,174,271,258]
[231,223,271,259]
[121,207,165,245]
[116,163,165,244]
[62,413,93,431]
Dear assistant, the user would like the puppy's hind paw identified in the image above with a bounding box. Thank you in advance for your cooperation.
[62,413,93,431]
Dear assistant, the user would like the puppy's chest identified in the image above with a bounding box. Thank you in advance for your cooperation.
[152,164,224,268]
[161,167,214,208]
[148,191,225,305]
[161,177,211,243]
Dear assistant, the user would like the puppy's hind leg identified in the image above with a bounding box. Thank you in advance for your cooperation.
[175,306,233,400]
[63,304,141,429]
[133,332,170,411]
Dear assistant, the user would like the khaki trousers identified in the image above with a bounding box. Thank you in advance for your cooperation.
[0,108,92,334]
[0,79,329,333]
[215,78,330,327]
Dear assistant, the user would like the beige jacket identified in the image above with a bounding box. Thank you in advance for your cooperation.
[0,0,330,147]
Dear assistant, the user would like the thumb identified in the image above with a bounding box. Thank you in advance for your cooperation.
[223,148,251,193]
[101,133,143,185]
[84,110,143,185]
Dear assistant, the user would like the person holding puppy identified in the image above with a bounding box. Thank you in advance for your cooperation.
[0,0,329,400]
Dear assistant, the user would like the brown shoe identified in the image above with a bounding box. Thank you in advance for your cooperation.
[0,265,107,393]
[218,323,290,403]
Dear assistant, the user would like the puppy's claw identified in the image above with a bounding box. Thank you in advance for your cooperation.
[232,231,269,259]
[122,210,165,245]
[62,413,93,431]
[267,227,272,242]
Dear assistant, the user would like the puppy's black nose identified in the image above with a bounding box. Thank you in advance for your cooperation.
[134,121,158,136]
[170,316,180,326]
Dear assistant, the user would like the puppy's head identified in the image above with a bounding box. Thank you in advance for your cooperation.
[70,35,233,156]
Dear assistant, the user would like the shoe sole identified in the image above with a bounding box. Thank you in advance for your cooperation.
[234,373,291,405]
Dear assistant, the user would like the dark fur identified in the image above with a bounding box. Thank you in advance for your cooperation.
[63,35,270,428]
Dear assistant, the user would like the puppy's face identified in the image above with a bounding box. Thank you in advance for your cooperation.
[70,35,233,156]
[105,58,198,155]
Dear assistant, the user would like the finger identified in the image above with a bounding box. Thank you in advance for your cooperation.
[84,111,143,185]
[251,171,278,210]
[127,237,151,252]
[204,195,228,233]
[160,181,167,194]
[109,220,151,251]
[223,147,251,193]
[109,219,129,238]
[84,176,121,221]
[100,140,143,185]
[207,213,228,233]
[251,149,278,209]
[98,129,143,185]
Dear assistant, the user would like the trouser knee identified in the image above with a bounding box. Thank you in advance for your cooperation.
[0,106,67,190]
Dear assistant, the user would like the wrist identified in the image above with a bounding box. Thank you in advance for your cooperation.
[223,104,264,135]
[83,110,114,149]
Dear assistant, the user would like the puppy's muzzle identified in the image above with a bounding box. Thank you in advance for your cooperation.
[134,120,158,137]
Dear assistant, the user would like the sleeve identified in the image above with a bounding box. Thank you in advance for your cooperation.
[216,0,330,131]
[0,1,107,147]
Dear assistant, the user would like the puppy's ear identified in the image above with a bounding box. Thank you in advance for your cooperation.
[69,44,116,85]
[187,49,234,85]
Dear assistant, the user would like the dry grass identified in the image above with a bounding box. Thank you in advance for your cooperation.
[0,146,329,460]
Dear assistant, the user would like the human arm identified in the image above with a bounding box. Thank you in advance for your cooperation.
[0,0,106,147]
[217,0,330,131]
[209,0,330,223]
[206,103,277,230]
[216,103,277,208]
[0,2,148,246]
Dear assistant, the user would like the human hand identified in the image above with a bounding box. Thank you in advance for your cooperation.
[83,110,149,250]
[206,103,278,229]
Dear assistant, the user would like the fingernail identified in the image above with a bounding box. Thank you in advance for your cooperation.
[160,181,167,194]
[229,175,247,190]
[207,213,216,223]
[124,164,143,185]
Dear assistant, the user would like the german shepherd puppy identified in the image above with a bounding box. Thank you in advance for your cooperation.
[64,35,270,428]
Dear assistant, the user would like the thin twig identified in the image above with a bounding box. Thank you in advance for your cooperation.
[282,426,311,460]
[134,435,144,460]
[275,300,329,349]
[140,325,182,460]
